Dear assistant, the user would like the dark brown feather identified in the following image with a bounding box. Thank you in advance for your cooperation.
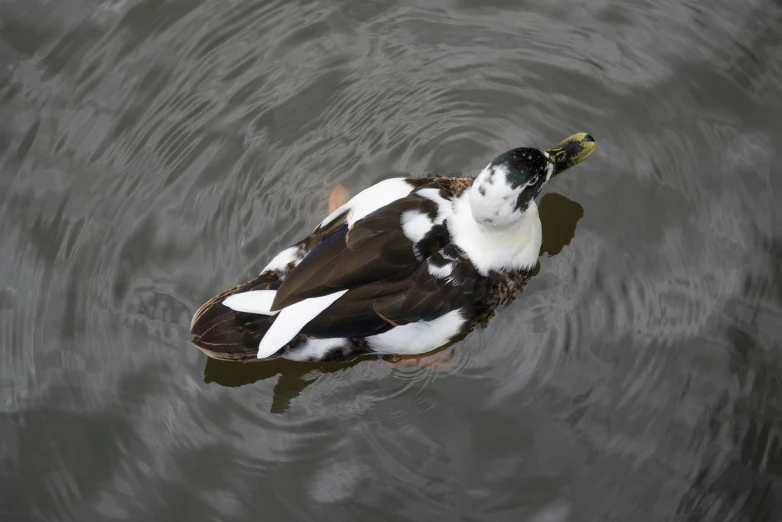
[271,195,442,309]
[298,244,486,337]
[190,273,282,361]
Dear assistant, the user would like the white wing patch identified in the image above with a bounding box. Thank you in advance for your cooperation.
[257,289,349,359]
[318,178,415,229]
[223,290,279,315]
[401,210,433,243]
[260,246,300,276]
[427,262,454,279]
[285,338,347,361]
[366,309,465,355]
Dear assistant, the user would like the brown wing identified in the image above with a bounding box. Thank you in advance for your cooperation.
[271,195,442,310]
[267,186,488,339]
[298,243,489,338]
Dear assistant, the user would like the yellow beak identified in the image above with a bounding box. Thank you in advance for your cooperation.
[544,132,596,176]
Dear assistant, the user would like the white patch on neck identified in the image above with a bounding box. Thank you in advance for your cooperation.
[544,162,554,183]
[468,165,526,227]
[448,192,542,275]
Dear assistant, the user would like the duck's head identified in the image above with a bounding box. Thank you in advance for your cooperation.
[469,133,596,227]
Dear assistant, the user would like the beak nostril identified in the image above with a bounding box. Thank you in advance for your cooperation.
[583,134,595,143]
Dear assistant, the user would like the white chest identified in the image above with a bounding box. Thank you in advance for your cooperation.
[447,194,542,275]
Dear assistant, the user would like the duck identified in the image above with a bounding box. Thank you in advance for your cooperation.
[190,133,596,363]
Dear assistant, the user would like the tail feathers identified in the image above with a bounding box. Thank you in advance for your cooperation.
[191,274,280,362]
[192,276,350,361]
[192,313,272,361]
[257,290,349,359]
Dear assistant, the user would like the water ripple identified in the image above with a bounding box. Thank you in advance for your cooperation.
[3,0,782,519]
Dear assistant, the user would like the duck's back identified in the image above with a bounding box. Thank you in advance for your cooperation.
[190,175,530,362]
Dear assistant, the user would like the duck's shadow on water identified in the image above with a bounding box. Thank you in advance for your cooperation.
[201,192,584,409]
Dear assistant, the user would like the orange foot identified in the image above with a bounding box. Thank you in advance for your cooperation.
[394,351,455,369]
[369,349,456,370]
[328,184,350,213]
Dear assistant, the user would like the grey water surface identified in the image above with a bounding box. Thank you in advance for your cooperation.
[2,0,782,520]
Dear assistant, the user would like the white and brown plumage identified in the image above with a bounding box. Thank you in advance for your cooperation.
[190,133,596,362]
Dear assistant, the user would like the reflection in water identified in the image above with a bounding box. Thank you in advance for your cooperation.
[204,357,351,413]
[539,192,584,257]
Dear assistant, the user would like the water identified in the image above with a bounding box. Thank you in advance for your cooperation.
[2,0,782,520]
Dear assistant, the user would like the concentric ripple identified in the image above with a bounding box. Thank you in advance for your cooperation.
[2,0,782,520]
